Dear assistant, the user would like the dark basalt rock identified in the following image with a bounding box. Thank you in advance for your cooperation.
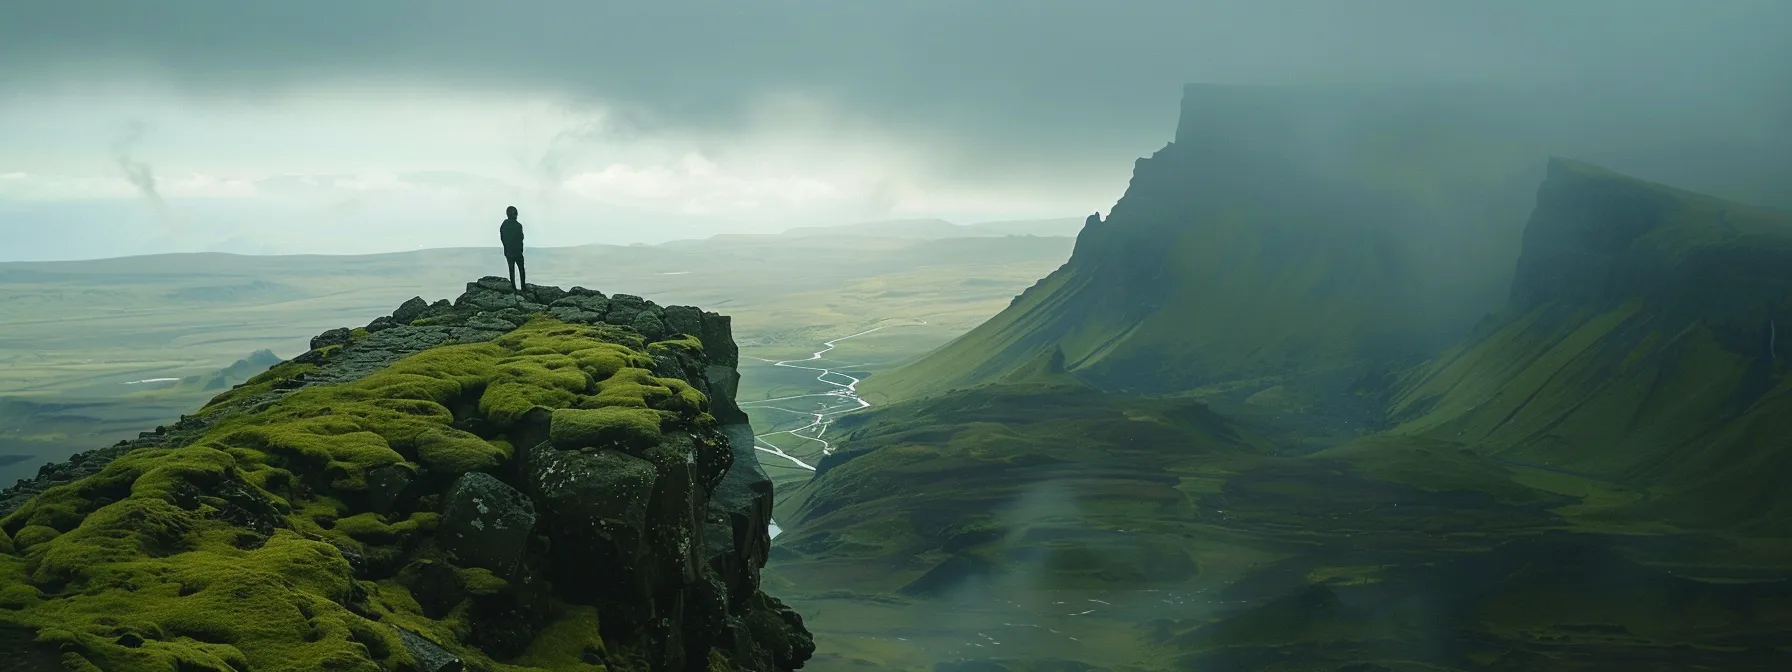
[396,627,465,672]
[438,472,537,579]
[629,310,669,342]
[392,296,431,324]
[309,326,353,351]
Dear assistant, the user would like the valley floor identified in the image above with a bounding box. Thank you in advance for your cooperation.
[754,334,1792,671]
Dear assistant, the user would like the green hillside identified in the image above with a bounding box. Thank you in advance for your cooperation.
[1389,158,1792,532]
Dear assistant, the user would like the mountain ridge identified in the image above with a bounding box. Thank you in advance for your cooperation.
[1387,157,1792,532]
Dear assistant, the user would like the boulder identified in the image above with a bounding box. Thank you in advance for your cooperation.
[662,305,704,338]
[438,472,537,579]
[465,314,516,332]
[519,442,661,605]
[392,296,431,324]
[604,294,650,326]
[629,310,668,342]
[309,327,353,351]
[471,276,516,293]
[550,294,611,316]
[549,307,605,325]
[526,284,569,305]
[365,464,416,516]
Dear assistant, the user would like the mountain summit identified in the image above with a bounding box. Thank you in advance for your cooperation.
[0,278,814,672]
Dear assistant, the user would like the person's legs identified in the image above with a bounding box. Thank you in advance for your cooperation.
[507,257,518,290]
[516,256,527,290]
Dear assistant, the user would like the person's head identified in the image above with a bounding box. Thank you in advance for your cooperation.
[506,206,518,220]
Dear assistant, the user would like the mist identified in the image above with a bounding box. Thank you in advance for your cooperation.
[4,1,1789,260]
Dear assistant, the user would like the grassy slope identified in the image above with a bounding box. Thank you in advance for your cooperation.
[1388,159,1792,532]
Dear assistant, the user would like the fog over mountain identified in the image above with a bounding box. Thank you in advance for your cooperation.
[4,0,1788,260]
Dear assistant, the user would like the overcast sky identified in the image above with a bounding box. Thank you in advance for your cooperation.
[2,1,1789,260]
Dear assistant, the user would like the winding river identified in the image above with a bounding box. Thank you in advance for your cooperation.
[737,321,925,538]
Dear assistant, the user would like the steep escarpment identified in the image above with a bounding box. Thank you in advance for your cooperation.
[1390,159,1792,531]
[862,84,1558,413]
[0,277,812,672]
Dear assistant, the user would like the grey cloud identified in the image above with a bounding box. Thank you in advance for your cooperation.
[7,1,1790,176]
[110,120,176,227]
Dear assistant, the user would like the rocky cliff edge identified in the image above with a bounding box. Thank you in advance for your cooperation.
[0,277,813,672]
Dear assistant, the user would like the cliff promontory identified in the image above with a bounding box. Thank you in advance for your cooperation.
[0,277,813,672]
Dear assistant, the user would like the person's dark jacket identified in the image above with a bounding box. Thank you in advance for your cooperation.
[499,219,524,257]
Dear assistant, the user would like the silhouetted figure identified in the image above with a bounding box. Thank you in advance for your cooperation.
[500,206,526,291]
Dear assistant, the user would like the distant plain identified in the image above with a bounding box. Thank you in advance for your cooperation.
[0,218,1080,487]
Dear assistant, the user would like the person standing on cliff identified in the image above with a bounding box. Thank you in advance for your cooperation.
[500,206,526,292]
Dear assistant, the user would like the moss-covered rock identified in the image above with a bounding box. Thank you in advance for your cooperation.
[0,280,812,671]
[549,407,664,453]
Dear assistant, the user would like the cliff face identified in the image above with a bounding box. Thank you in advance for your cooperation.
[0,277,813,672]
[863,84,1550,412]
[1391,160,1792,531]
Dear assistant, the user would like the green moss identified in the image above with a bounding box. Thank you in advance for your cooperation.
[648,334,703,356]
[13,523,410,672]
[2,317,715,669]
[12,525,58,550]
[549,407,664,452]
[0,556,38,608]
[414,428,507,474]
[457,567,508,596]
[331,512,438,546]
[509,604,607,671]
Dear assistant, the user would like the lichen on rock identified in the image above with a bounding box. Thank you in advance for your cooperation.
[0,277,813,672]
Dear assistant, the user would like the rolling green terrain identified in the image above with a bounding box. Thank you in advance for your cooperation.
[0,228,1076,486]
[770,87,1792,671]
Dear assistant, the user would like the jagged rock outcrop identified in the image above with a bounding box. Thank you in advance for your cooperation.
[0,278,812,671]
